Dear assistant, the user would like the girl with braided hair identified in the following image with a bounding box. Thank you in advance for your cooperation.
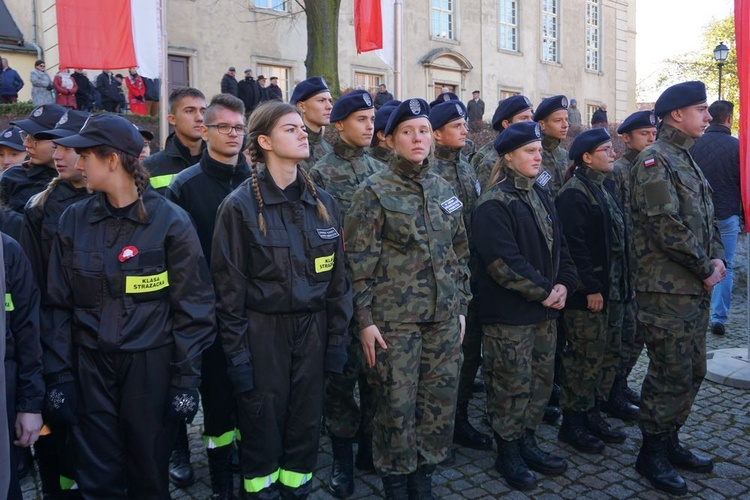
[44,113,216,498]
[212,101,352,499]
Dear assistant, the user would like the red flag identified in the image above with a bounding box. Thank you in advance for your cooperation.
[355,0,383,54]
[737,0,750,231]
[56,0,137,70]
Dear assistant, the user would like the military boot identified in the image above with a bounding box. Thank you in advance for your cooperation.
[328,437,354,498]
[601,375,640,421]
[207,446,234,500]
[667,429,714,473]
[558,410,605,453]
[169,423,195,488]
[621,373,641,405]
[543,385,562,424]
[381,474,409,500]
[519,429,567,475]
[407,464,436,500]
[355,434,374,472]
[453,402,492,449]
[494,433,537,491]
[635,432,688,496]
[585,404,627,443]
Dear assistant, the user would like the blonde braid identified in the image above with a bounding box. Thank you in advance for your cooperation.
[298,165,330,224]
[29,177,65,209]
[249,145,266,234]
[132,162,150,222]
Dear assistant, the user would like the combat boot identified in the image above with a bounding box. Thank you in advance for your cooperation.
[407,464,436,500]
[621,373,641,405]
[453,402,492,449]
[169,423,195,488]
[328,437,354,498]
[543,384,562,424]
[558,410,605,453]
[636,432,688,496]
[585,404,627,443]
[494,433,537,491]
[207,446,234,500]
[381,474,409,500]
[519,429,567,475]
[601,375,640,421]
[355,434,374,472]
[667,429,714,473]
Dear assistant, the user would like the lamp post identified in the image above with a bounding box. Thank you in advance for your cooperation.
[713,41,730,100]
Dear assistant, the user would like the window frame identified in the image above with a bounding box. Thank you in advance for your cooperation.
[253,0,287,12]
[585,0,601,72]
[498,0,519,52]
[541,0,560,64]
[430,0,456,41]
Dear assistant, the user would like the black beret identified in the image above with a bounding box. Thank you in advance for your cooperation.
[429,92,459,108]
[330,90,374,122]
[374,101,401,134]
[617,110,657,135]
[429,100,467,130]
[533,95,569,122]
[290,76,330,105]
[494,122,542,156]
[55,114,145,157]
[34,110,91,140]
[384,98,430,137]
[0,126,26,151]
[10,104,67,136]
[492,95,533,131]
[654,81,707,118]
[568,127,611,162]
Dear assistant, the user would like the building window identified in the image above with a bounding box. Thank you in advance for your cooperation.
[354,72,383,93]
[254,0,286,12]
[431,0,454,40]
[585,0,601,71]
[258,64,290,101]
[499,89,520,101]
[541,0,559,63]
[498,0,518,51]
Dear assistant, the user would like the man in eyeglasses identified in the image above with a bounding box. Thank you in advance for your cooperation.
[165,93,250,500]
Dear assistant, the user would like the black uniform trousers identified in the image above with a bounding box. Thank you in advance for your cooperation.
[5,360,21,500]
[200,337,236,446]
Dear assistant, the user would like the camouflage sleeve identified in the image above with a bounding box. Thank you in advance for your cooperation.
[473,199,552,302]
[556,189,603,295]
[632,156,714,279]
[710,216,727,263]
[452,208,472,315]
[309,165,326,191]
[344,185,384,331]
[476,156,494,192]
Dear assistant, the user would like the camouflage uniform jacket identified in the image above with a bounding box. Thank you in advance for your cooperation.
[471,140,495,172]
[540,135,568,198]
[462,138,477,164]
[344,156,472,330]
[630,124,725,295]
[300,128,333,171]
[367,145,393,166]
[475,148,499,193]
[309,141,384,215]
[431,144,481,242]
[610,147,639,283]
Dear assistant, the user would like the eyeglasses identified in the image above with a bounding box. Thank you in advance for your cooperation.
[19,131,38,146]
[594,146,615,155]
[206,124,246,136]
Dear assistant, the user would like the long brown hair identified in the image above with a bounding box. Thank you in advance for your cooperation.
[85,145,150,222]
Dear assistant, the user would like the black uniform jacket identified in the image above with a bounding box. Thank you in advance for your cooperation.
[143,133,206,194]
[0,161,58,213]
[211,167,353,369]
[45,189,216,390]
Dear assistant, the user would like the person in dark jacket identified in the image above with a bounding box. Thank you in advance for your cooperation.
[143,77,160,116]
[237,69,262,117]
[373,84,393,110]
[0,58,24,103]
[291,77,334,171]
[212,101,351,499]
[166,94,249,500]
[591,104,608,128]
[473,122,576,491]
[71,70,93,112]
[47,114,216,498]
[95,71,121,112]
[556,128,631,456]
[144,87,207,194]
[266,76,283,101]
[221,67,238,96]
[690,100,740,336]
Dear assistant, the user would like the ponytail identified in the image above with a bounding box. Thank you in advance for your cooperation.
[247,143,267,235]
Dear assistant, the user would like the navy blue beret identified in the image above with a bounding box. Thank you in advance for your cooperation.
[654,81,707,118]
[494,122,542,156]
[35,110,91,140]
[533,95,568,122]
[492,95,533,131]
[429,92,460,108]
[290,76,330,105]
[10,104,67,136]
[568,128,611,162]
[617,110,657,135]
[374,101,400,134]
[429,100,467,130]
[330,90,374,122]
[384,98,430,136]
[0,126,26,151]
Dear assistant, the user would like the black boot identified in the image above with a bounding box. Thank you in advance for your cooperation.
[558,410,605,454]
[381,474,409,500]
[407,464,436,500]
[667,429,714,473]
[355,434,374,472]
[453,402,492,449]
[169,423,195,488]
[519,429,567,475]
[585,405,627,443]
[543,385,562,424]
[622,375,641,405]
[207,446,234,500]
[601,375,640,422]
[636,432,688,496]
[328,437,354,498]
[494,433,537,491]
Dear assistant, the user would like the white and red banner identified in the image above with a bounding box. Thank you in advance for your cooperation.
[736,0,750,230]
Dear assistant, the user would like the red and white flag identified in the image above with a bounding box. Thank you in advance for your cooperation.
[736,0,750,230]
[354,0,383,54]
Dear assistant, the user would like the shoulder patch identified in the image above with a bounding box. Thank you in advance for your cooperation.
[317,227,340,239]
[644,157,657,168]
[440,196,463,214]
[536,170,552,187]
[474,179,481,196]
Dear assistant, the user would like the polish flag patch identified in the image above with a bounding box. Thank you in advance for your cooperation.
[644,157,656,168]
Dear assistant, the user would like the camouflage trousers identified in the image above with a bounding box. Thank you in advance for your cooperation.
[483,320,556,441]
[637,292,709,434]
[324,331,375,440]
[560,301,624,411]
[457,297,482,406]
[618,299,645,378]
[365,318,462,475]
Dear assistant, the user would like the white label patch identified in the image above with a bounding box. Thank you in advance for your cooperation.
[440,196,463,214]
[536,171,552,187]
[316,227,340,239]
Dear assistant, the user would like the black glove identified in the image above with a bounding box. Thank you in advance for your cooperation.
[45,381,78,426]
[324,338,348,374]
[165,388,200,424]
[226,363,254,394]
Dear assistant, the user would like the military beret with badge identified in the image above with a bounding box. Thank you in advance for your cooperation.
[533,95,568,122]
[383,98,430,136]
[492,95,533,131]
[568,127,611,163]
[290,76,330,105]
[330,89,374,122]
[494,121,543,156]
[617,110,657,135]
[654,81,707,118]
[429,100,468,130]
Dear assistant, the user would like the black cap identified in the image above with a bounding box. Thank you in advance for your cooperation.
[492,95,533,131]
[34,110,91,140]
[654,81,707,118]
[533,95,569,122]
[384,98,430,136]
[617,110,658,135]
[494,122,542,156]
[330,90,374,122]
[429,100,467,130]
[0,126,26,151]
[10,104,67,136]
[290,76,330,105]
[429,92,460,108]
[568,128,611,162]
[138,127,155,141]
[374,101,401,134]
[228,66,236,71]
[55,114,145,157]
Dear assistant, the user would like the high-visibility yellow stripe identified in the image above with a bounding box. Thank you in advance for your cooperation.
[125,271,169,293]
[149,174,175,189]
[5,293,14,311]
[244,469,279,493]
[235,428,242,441]
[278,469,312,488]
[204,429,235,449]
[60,475,77,490]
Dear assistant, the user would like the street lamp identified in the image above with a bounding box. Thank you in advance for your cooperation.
[713,41,730,100]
